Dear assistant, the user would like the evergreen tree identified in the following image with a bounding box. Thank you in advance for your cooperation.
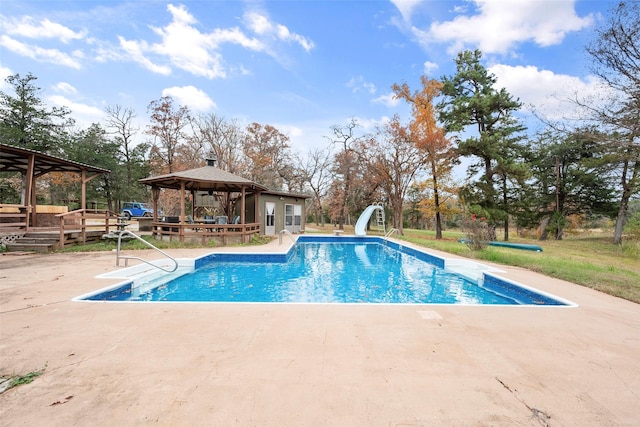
[527,130,617,240]
[438,50,527,240]
[0,72,74,154]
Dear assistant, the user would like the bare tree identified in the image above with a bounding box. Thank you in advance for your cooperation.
[367,117,426,235]
[584,1,640,244]
[243,123,293,190]
[146,96,191,174]
[328,118,362,230]
[297,147,334,226]
[191,113,246,174]
[104,105,139,187]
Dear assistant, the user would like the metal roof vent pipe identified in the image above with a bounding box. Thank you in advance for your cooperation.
[206,153,217,167]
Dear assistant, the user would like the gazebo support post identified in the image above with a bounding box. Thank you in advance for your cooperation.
[151,186,160,241]
[79,171,102,244]
[30,171,37,227]
[179,181,186,242]
[240,187,246,225]
[24,153,35,228]
[240,187,246,242]
[251,189,260,244]
[81,170,87,211]
[190,190,195,219]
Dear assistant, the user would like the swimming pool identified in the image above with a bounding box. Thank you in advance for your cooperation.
[78,236,573,306]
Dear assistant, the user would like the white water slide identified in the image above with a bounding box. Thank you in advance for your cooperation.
[354,205,384,236]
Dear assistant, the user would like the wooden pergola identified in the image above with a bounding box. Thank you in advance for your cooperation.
[0,143,110,229]
[139,160,268,243]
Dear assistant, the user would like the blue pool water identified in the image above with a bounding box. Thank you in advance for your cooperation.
[83,237,568,305]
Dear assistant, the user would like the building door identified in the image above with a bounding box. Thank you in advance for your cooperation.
[293,204,302,233]
[265,202,275,235]
[285,204,294,233]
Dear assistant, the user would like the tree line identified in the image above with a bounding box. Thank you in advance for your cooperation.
[1,2,638,245]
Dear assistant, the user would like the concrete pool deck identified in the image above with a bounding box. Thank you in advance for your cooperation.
[0,238,638,426]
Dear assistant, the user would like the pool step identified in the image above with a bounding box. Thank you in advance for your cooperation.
[444,259,505,281]
[130,267,192,298]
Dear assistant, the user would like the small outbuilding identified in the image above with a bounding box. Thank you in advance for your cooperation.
[139,156,310,244]
[247,190,309,236]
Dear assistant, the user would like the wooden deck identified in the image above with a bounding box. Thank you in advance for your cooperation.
[1,207,262,252]
[0,208,121,252]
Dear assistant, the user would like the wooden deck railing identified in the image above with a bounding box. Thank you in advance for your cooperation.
[56,209,121,248]
[152,221,260,245]
[0,204,30,231]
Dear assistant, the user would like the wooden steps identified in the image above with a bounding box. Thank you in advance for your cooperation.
[3,230,106,253]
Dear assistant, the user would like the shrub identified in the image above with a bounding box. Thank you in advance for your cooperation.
[462,215,490,250]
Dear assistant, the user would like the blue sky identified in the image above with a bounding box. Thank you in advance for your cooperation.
[0,0,615,156]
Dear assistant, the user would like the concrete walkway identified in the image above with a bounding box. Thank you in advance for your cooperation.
[1,241,638,426]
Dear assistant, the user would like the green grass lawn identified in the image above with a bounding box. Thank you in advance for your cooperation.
[307,225,640,304]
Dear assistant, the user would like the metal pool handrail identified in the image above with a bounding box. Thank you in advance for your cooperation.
[116,230,179,273]
[384,228,400,240]
[279,229,295,245]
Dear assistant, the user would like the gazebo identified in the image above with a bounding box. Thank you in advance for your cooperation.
[139,157,268,244]
[0,143,117,251]
[0,143,110,229]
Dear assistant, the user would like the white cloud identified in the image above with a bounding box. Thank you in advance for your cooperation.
[1,16,87,43]
[417,0,593,54]
[117,36,171,75]
[346,76,377,94]
[423,60,438,75]
[96,3,312,79]
[244,10,314,52]
[116,3,266,79]
[0,35,82,69]
[372,92,401,108]
[52,82,77,95]
[390,0,422,22]
[244,12,272,35]
[352,115,391,131]
[489,64,609,121]
[0,66,12,90]
[162,85,216,112]
[274,123,303,139]
[47,95,105,126]
[151,4,265,78]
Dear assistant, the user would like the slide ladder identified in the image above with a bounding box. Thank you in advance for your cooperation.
[375,206,385,233]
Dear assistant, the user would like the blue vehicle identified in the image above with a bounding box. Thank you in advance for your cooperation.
[121,202,153,219]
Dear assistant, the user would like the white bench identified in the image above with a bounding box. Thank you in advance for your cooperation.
[333,230,344,236]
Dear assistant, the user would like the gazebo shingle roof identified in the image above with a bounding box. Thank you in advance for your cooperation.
[138,165,268,192]
[0,143,110,175]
